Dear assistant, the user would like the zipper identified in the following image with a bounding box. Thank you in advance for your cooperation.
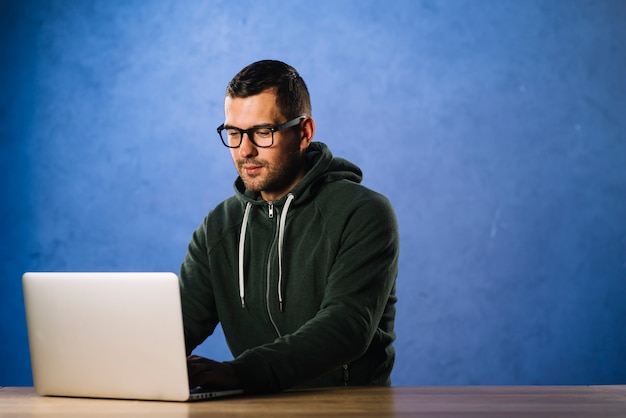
[343,363,350,386]
[266,205,281,337]
[268,202,274,218]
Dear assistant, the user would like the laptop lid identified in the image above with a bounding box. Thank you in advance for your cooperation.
[22,272,239,402]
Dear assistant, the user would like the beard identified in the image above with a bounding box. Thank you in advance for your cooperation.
[236,145,305,199]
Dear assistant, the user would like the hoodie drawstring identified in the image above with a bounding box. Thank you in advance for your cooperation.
[237,194,295,311]
[238,202,252,308]
[277,193,295,312]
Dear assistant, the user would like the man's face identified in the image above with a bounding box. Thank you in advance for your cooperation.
[224,91,311,202]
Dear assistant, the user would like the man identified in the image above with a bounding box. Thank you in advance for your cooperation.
[180,60,399,393]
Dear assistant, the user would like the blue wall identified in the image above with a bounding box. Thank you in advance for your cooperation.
[2,0,625,386]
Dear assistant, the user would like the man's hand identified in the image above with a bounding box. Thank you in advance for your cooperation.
[187,355,241,390]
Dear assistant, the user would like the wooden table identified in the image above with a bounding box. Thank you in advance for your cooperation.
[1,385,625,417]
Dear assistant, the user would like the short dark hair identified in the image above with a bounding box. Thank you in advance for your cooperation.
[225,60,312,120]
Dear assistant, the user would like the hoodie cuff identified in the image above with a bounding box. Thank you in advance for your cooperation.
[227,352,281,394]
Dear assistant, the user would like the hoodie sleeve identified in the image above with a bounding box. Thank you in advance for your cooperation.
[227,188,400,392]
[179,216,221,355]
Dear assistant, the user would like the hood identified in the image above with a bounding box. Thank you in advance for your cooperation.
[233,141,363,207]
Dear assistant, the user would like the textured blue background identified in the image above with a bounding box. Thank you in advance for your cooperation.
[2,0,625,386]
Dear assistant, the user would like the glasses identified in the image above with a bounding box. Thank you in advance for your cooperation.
[217,116,306,148]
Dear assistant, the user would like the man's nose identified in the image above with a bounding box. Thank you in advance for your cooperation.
[238,132,257,157]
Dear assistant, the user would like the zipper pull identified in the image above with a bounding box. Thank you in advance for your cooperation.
[268,202,274,218]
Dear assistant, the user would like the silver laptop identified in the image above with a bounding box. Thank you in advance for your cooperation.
[22,272,243,402]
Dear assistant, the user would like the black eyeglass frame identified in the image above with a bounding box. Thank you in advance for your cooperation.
[217,115,306,148]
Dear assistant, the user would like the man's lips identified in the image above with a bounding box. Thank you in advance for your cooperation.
[244,166,261,175]
[240,161,264,175]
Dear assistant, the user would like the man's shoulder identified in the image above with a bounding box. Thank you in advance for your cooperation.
[321,178,393,208]
[313,179,396,224]
[200,195,246,230]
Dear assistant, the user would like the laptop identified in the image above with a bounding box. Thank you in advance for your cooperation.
[22,272,243,402]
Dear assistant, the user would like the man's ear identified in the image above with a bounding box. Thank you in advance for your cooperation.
[300,117,315,150]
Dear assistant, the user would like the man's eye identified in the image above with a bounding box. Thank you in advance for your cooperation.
[226,129,239,137]
[255,129,272,138]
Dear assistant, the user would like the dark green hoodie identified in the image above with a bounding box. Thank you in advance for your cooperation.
[179,142,399,392]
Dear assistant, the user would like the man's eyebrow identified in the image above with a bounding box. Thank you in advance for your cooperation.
[223,122,274,129]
